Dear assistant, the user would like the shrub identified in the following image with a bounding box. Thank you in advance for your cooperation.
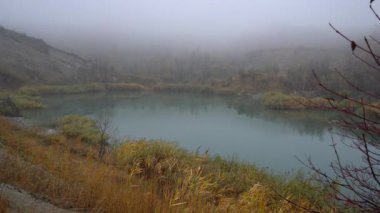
[309,97,330,108]
[0,97,20,116]
[0,91,44,115]
[262,92,307,110]
[58,115,100,144]
[11,95,44,109]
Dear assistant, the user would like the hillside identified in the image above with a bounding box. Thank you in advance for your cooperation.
[0,26,99,88]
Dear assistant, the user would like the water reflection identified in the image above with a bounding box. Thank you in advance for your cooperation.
[27,92,337,138]
[227,99,339,138]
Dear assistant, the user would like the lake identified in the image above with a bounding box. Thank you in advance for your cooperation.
[24,92,360,173]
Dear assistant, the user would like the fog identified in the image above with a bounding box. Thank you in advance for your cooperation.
[0,0,379,59]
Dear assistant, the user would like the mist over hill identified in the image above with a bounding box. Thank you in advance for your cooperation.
[0,26,94,88]
[0,0,379,90]
[1,0,378,87]
[0,26,127,88]
[0,24,370,92]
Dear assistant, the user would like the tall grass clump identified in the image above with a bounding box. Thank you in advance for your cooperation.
[113,141,187,179]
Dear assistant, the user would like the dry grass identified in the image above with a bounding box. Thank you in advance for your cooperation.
[0,196,9,213]
[0,119,170,212]
[0,116,337,212]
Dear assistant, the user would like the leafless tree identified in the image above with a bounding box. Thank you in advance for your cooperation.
[301,1,380,212]
[95,111,113,159]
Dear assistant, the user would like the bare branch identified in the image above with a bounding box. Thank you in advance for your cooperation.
[335,69,380,99]
[329,23,380,59]
[364,37,380,66]
[269,185,321,213]
[370,2,380,22]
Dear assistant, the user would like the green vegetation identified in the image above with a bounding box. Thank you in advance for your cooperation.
[0,115,338,212]
[261,91,336,110]
[261,91,379,116]
[0,96,19,116]
[58,115,102,144]
[3,82,376,120]
[0,83,237,116]
[10,95,45,109]
[14,83,234,98]
[261,91,331,110]
[0,83,149,116]
[0,91,44,115]
[262,92,308,110]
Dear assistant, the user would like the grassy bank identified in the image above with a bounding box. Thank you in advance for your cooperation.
[261,92,329,110]
[17,83,233,97]
[0,91,44,108]
[0,83,149,114]
[152,83,236,96]
[262,91,380,118]
[0,116,338,212]
[0,82,236,117]
[3,83,378,120]
[18,83,148,96]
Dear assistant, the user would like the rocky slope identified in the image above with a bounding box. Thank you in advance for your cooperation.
[0,26,100,88]
[0,183,75,213]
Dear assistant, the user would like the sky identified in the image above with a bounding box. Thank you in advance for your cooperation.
[0,0,378,54]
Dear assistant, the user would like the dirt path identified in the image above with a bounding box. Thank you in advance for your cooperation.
[0,184,75,213]
[0,149,75,213]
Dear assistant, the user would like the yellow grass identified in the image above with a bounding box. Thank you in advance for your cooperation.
[0,116,336,212]
[0,196,9,213]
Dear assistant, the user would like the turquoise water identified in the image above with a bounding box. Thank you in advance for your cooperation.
[24,92,359,173]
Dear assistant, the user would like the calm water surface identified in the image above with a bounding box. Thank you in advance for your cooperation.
[24,92,360,173]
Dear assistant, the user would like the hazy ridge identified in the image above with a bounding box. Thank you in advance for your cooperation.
[0,26,95,88]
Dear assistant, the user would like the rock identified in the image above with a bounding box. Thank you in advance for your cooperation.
[0,184,75,213]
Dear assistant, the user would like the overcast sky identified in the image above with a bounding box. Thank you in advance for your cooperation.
[0,0,378,53]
